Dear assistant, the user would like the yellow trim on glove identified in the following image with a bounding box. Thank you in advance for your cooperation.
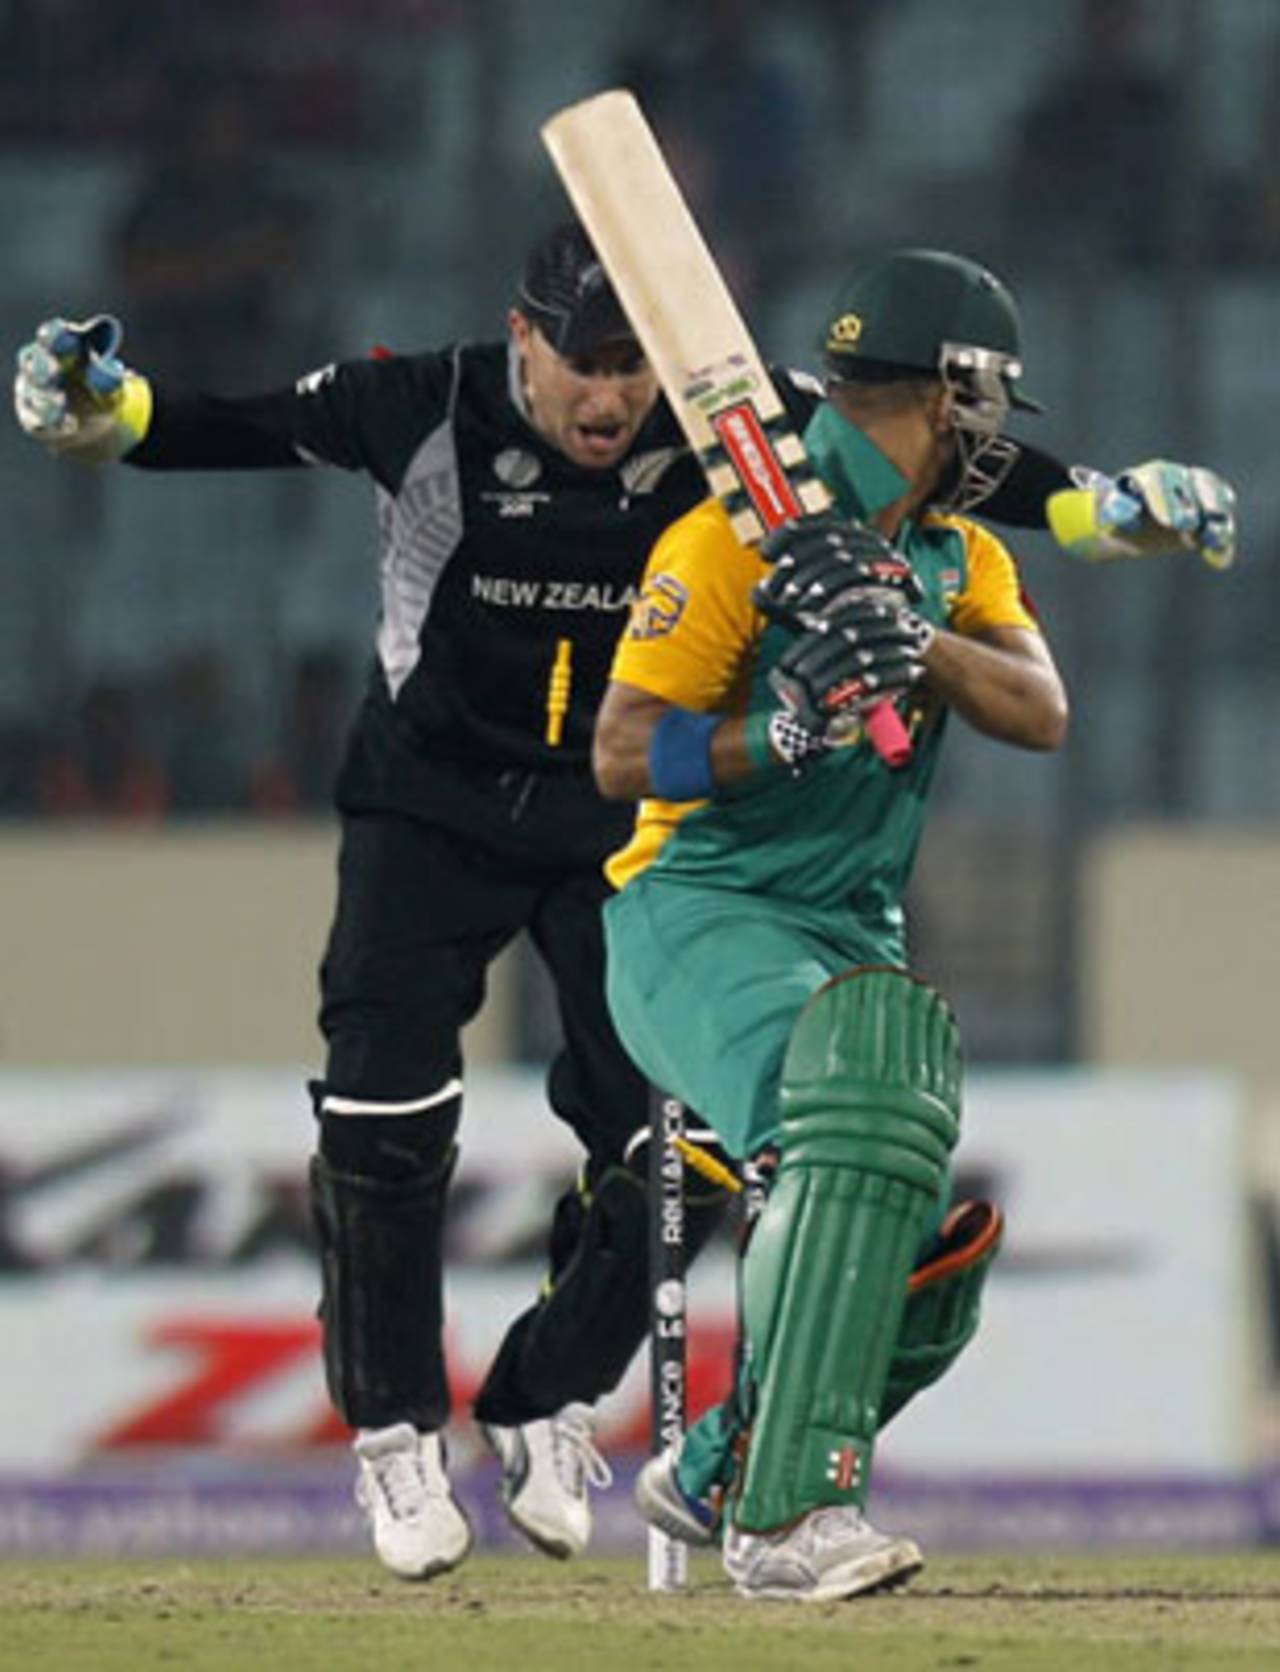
[113,373,154,455]
[1046,487,1114,560]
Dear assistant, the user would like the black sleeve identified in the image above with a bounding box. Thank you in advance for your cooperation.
[979,441,1074,528]
[126,388,306,471]
[125,350,456,492]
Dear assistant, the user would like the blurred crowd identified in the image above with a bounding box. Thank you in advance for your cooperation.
[0,0,460,153]
[0,0,460,816]
[0,648,357,818]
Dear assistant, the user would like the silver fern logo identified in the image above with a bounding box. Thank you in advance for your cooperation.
[620,448,682,496]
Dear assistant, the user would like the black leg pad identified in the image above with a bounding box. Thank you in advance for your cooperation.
[473,1164,729,1425]
[310,1149,455,1431]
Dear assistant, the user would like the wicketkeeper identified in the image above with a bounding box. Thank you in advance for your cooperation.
[11,223,739,1582]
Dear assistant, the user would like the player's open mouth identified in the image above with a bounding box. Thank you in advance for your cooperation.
[576,421,626,456]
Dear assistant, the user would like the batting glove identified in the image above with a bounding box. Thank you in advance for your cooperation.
[769,593,934,741]
[762,708,835,774]
[14,315,152,462]
[754,510,923,632]
[1047,459,1237,571]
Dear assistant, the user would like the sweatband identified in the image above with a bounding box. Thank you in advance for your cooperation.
[743,711,775,772]
[648,706,719,801]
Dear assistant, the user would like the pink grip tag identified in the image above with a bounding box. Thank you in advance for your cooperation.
[864,702,912,768]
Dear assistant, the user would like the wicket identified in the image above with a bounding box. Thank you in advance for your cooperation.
[647,1087,688,1592]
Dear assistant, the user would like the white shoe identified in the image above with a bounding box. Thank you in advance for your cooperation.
[723,1504,922,1602]
[353,1423,473,1580]
[634,1446,718,1546]
[481,1402,613,1559]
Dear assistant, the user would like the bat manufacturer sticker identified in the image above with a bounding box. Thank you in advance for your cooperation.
[684,353,759,413]
[711,403,804,529]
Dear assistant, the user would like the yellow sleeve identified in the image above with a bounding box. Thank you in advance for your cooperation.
[611,498,765,712]
[929,513,1039,637]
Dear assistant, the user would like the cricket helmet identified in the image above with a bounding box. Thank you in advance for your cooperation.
[518,220,638,357]
[821,248,1041,511]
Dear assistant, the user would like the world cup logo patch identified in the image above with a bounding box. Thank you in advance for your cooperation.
[626,572,688,640]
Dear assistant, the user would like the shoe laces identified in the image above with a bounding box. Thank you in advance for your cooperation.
[730,1504,869,1559]
[359,1434,442,1523]
[803,1505,875,1552]
[550,1404,613,1496]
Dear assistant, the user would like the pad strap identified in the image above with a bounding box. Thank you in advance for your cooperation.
[880,1198,1003,1428]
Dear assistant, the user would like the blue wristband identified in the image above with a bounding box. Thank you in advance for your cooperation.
[649,706,720,801]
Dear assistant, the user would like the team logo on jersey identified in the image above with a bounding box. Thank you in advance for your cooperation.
[619,447,682,497]
[493,448,543,489]
[626,572,688,640]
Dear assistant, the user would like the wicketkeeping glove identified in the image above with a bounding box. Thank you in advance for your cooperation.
[768,592,935,742]
[1046,459,1237,571]
[13,315,152,462]
[753,510,923,632]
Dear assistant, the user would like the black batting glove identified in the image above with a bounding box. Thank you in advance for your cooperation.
[754,510,923,633]
[763,708,835,774]
[769,594,934,738]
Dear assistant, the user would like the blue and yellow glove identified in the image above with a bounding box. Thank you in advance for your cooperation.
[1047,460,1236,571]
[13,315,152,463]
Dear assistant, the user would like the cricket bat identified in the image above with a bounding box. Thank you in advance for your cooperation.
[540,88,912,768]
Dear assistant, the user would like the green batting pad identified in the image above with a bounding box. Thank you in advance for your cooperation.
[734,968,961,1531]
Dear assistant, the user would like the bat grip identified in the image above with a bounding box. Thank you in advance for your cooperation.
[865,700,912,767]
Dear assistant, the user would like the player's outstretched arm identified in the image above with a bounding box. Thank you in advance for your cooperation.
[14,315,152,463]
[1047,459,1237,570]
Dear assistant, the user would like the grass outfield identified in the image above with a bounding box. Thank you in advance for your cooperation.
[0,1552,1278,1670]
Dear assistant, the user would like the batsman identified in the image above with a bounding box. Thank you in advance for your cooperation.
[593,247,1236,1602]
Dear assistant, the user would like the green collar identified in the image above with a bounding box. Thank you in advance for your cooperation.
[802,404,910,525]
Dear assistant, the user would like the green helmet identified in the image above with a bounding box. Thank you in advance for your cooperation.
[822,247,1042,416]
[820,248,1042,512]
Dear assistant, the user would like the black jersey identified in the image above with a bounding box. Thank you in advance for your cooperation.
[130,341,710,776]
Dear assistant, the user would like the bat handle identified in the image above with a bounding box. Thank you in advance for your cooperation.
[865,700,912,767]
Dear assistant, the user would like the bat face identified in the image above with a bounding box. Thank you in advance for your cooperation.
[541,93,811,519]
[541,87,912,766]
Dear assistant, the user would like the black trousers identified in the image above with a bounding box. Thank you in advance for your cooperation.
[318,783,648,1158]
[311,769,661,1429]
